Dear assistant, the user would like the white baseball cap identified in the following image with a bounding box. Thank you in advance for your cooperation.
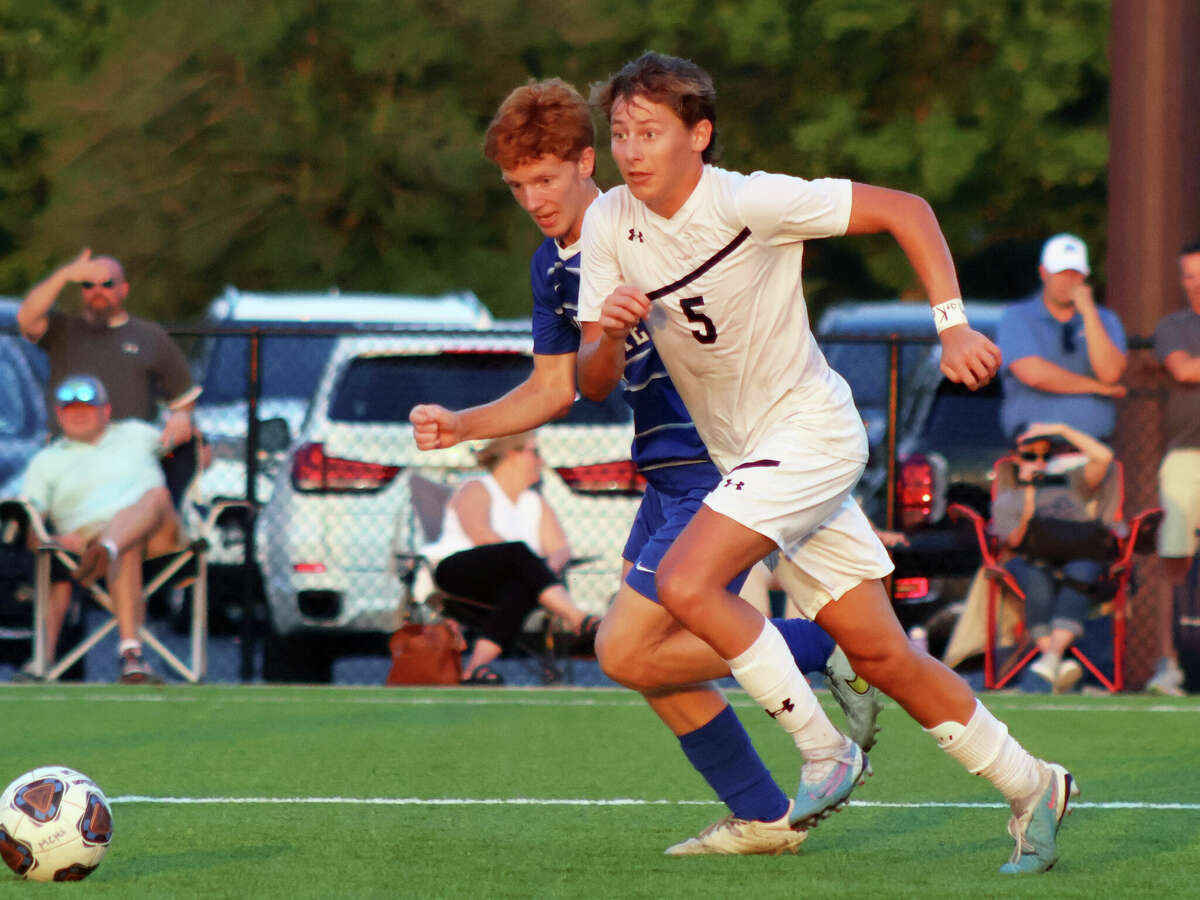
[1040,233,1090,276]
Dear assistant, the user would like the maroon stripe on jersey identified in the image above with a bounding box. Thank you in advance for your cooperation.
[730,459,780,472]
[646,227,752,301]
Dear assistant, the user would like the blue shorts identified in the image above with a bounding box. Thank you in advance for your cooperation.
[622,463,751,603]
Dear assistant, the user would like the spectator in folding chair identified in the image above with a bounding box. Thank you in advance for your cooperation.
[17,375,182,684]
[988,422,1119,692]
[420,432,600,685]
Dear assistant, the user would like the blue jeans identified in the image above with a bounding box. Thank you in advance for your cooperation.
[1003,556,1104,640]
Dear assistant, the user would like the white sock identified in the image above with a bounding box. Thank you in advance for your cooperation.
[925,699,1043,804]
[118,639,142,657]
[726,620,844,759]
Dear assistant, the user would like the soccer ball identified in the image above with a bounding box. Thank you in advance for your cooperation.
[0,766,113,882]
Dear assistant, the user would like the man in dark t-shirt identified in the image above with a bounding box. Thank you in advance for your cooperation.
[18,249,199,450]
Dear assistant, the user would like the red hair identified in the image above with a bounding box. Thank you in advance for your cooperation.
[484,79,594,170]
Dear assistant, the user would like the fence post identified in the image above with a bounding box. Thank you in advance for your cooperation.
[884,334,900,532]
[240,328,261,681]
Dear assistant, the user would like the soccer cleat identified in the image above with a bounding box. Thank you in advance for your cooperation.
[824,645,882,751]
[789,739,871,830]
[999,762,1079,874]
[118,650,163,685]
[664,801,808,856]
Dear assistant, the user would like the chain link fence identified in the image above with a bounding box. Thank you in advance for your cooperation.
[1,322,1191,689]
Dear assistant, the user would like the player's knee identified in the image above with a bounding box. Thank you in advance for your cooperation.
[654,562,709,621]
[594,619,647,689]
[843,635,918,690]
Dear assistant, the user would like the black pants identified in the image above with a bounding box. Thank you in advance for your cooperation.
[434,542,559,649]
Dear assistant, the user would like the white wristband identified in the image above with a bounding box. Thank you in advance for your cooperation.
[932,298,968,334]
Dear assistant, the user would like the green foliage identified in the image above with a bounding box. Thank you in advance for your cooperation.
[0,1,1110,321]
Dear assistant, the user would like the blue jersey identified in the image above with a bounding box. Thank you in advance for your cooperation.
[529,237,713,485]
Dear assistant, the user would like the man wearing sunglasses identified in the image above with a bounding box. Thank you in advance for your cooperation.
[996,234,1128,442]
[18,248,199,452]
[19,375,180,683]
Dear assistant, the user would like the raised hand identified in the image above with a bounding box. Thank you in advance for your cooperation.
[409,404,463,451]
[61,248,112,284]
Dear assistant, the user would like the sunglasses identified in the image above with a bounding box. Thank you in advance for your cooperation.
[1060,322,1077,355]
[55,382,102,407]
[80,279,116,290]
[1018,450,1050,462]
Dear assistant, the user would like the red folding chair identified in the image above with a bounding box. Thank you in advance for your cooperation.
[949,456,1161,692]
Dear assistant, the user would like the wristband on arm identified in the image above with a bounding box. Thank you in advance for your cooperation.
[932,298,968,334]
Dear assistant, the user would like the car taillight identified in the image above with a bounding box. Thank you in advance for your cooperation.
[897,454,935,529]
[893,577,930,601]
[290,442,401,493]
[555,460,646,496]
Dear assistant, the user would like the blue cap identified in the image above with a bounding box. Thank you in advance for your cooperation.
[54,375,110,408]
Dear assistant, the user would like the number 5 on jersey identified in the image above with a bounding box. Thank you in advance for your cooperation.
[680,297,717,344]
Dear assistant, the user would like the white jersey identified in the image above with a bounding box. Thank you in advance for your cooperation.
[578,165,866,474]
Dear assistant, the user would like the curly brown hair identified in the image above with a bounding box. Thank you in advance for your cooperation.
[484,79,595,171]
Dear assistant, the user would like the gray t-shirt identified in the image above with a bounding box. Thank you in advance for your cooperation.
[39,312,197,429]
[990,467,1103,542]
[1154,308,1200,451]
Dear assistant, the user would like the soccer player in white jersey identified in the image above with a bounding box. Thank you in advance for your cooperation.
[576,51,1076,875]
[410,79,881,855]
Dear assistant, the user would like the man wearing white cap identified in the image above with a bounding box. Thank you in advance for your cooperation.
[996,233,1128,440]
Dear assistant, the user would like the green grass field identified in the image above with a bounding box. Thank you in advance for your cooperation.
[0,685,1197,898]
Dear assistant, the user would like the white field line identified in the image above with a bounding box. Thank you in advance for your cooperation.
[109,795,1200,811]
[1,689,1198,715]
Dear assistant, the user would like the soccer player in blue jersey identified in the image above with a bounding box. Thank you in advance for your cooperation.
[409,78,880,855]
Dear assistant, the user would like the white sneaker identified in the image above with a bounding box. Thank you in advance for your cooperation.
[1053,658,1083,694]
[824,645,882,751]
[1029,653,1060,686]
[664,801,808,856]
[1145,658,1186,697]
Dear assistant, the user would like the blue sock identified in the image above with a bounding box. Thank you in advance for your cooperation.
[771,617,835,674]
[677,704,788,822]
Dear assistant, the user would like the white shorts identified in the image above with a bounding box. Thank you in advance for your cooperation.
[703,431,894,620]
[1158,448,1200,559]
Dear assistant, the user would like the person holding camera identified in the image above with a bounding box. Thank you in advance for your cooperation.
[989,422,1118,692]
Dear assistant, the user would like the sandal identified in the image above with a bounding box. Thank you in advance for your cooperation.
[462,664,504,685]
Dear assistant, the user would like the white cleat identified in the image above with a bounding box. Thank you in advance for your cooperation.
[665,801,808,856]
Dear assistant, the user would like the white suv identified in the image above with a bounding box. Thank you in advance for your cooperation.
[187,288,496,629]
[255,329,638,680]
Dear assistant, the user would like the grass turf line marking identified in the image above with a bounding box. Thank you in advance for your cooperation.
[110,796,1200,811]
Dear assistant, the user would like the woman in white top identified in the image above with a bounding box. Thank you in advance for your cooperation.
[425,432,598,683]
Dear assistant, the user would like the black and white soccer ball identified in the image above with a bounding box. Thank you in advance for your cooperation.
[0,766,113,882]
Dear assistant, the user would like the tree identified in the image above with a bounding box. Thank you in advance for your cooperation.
[0,0,1110,322]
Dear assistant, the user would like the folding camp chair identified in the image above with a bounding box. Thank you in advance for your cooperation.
[0,437,251,683]
[395,472,585,684]
[949,455,1161,692]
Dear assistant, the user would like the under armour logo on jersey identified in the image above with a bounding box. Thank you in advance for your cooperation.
[766,697,795,719]
[627,228,644,243]
[722,478,745,491]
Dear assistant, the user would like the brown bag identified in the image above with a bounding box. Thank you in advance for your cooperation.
[386,620,466,685]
